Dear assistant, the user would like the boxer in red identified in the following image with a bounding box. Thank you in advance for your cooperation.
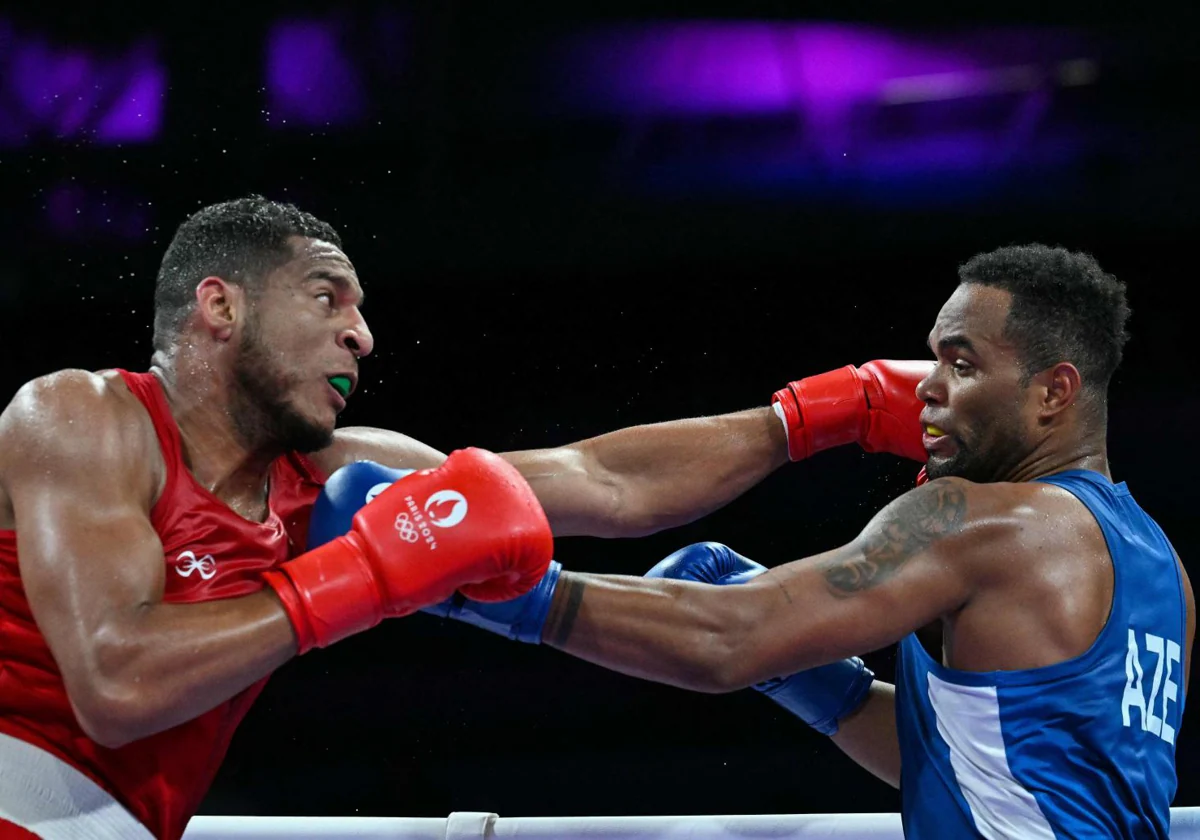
[0,195,927,839]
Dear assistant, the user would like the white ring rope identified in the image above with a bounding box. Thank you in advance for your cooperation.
[183,808,1200,839]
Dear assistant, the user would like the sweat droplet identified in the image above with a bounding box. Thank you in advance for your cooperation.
[329,376,352,398]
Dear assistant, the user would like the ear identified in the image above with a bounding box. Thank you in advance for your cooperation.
[1035,362,1083,421]
[194,277,244,342]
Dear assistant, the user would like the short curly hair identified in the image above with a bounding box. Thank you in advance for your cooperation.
[958,244,1131,400]
[152,195,342,352]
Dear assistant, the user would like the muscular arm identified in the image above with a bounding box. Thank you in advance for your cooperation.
[313,426,449,476]
[540,479,978,690]
[0,373,298,748]
[1168,548,1196,696]
[503,409,788,537]
[830,682,901,788]
[319,409,788,538]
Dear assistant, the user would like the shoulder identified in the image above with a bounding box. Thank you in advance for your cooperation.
[2,368,145,430]
[2,369,132,435]
[307,425,447,476]
[872,477,1093,578]
[0,369,157,493]
[883,476,1077,527]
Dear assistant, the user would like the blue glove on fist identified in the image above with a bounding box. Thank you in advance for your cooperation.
[644,541,874,736]
[308,461,875,729]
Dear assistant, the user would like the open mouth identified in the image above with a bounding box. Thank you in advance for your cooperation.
[922,424,958,455]
[328,376,353,399]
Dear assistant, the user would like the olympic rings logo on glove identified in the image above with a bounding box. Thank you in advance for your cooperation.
[393,512,421,543]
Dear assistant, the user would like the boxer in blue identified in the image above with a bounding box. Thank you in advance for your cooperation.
[312,245,1193,838]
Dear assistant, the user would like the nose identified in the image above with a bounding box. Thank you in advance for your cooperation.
[915,364,943,406]
[338,311,375,359]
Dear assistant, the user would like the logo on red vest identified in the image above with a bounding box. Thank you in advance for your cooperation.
[175,550,217,580]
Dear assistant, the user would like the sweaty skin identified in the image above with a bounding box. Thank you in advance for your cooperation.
[0,235,789,747]
[537,285,1196,788]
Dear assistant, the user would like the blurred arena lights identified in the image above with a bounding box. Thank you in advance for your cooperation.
[0,18,164,147]
[546,23,1102,198]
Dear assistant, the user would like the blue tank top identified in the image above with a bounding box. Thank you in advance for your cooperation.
[895,470,1186,839]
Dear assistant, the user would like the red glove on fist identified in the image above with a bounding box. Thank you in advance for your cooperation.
[772,360,932,463]
[265,447,553,654]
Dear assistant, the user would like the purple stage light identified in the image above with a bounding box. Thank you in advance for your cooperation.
[555,24,970,116]
[265,19,367,127]
[0,19,165,147]
[547,22,1099,196]
[554,23,1093,117]
[42,182,152,243]
[96,45,166,143]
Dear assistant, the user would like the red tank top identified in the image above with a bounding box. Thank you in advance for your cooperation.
[0,370,326,840]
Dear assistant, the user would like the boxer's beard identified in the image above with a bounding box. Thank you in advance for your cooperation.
[231,312,333,454]
[924,412,1029,484]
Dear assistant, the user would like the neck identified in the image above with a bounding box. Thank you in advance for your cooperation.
[1007,425,1111,483]
[151,346,278,507]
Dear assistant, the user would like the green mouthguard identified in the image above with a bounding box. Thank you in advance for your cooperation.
[329,376,352,398]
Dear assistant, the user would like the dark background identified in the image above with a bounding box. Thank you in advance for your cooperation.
[1,0,1198,821]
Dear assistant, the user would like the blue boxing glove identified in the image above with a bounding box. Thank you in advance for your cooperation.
[307,460,560,644]
[643,541,767,586]
[426,563,561,644]
[306,460,416,550]
[644,542,874,737]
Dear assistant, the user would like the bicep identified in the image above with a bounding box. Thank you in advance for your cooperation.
[499,445,622,537]
[17,491,166,679]
[1176,551,1194,695]
[830,681,901,788]
[316,427,447,474]
[2,373,167,687]
[319,429,618,536]
[733,479,977,681]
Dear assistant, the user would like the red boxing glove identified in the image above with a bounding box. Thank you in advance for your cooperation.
[265,448,553,654]
[772,360,932,463]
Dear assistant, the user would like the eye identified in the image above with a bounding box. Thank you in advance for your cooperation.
[952,359,974,374]
[315,291,335,308]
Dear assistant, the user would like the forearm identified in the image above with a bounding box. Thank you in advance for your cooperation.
[541,571,759,692]
[829,682,901,788]
[508,408,788,538]
[73,590,296,746]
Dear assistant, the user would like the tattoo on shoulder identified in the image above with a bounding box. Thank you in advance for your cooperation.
[820,480,968,598]
[544,574,587,647]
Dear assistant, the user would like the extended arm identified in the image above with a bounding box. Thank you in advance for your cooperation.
[639,541,903,788]
[502,408,787,537]
[317,410,785,539]
[319,360,931,538]
[540,478,977,690]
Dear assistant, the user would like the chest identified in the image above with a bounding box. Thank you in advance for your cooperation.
[152,482,313,603]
